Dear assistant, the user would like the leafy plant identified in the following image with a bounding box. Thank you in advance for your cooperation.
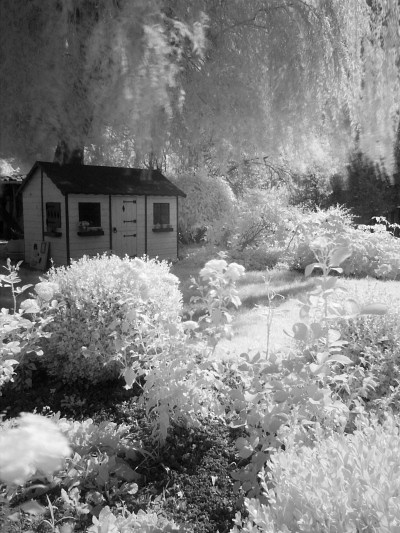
[40,254,183,384]
[232,410,400,532]
[190,255,245,349]
[0,259,54,391]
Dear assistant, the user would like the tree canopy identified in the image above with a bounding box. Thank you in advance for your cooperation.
[1,0,400,174]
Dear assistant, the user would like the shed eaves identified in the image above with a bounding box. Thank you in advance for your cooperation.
[21,162,186,197]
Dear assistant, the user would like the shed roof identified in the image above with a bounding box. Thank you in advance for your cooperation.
[20,161,186,197]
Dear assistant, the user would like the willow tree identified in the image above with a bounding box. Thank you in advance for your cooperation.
[1,0,400,173]
[173,0,400,173]
[0,0,207,165]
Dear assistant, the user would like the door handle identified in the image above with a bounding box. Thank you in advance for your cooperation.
[113,227,117,233]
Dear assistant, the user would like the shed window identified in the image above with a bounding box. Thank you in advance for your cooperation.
[153,203,170,225]
[78,203,101,227]
[46,202,61,231]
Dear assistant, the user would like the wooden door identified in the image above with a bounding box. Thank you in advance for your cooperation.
[111,197,137,257]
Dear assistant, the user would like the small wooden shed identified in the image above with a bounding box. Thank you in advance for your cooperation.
[20,161,186,266]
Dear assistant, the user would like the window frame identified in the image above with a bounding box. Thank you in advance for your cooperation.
[153,202,170,226]
[78,202,102,229]
[45,202,62,233]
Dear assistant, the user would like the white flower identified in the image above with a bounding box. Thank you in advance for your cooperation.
[35,281,59,302]
[0,413,71,485]
[224,262,245,282]
[19,299,40,314]
[199,259,227,279]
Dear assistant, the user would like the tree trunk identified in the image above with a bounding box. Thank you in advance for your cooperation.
[54,140,84,165]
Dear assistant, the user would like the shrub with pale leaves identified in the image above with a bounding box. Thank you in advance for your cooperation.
[40,254,183,384]
[232,411,400,532]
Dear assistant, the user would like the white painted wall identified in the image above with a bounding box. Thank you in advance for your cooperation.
[136,196,146,256]
[22,169,42,265]
[42,176,68,266]
[22,170,68,266]
[146,196,178,260]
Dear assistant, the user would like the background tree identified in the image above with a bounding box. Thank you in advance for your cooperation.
[1,1,400,176]
[344,151,395,224]
[0,0,206,166]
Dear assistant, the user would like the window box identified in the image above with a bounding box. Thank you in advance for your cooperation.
[44,231,62,238]
[152,225,173,232]
[77,228,104,237]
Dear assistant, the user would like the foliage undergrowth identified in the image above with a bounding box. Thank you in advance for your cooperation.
[0,240,399,532]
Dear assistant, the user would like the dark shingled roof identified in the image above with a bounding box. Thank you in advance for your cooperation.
[20,161,186,197]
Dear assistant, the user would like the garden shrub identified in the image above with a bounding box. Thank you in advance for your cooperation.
[288,205,354,271]
[337,311,400,409]
[232,411,400,532]
[40,254,183,384]
[341,223,400,279]
[231,187,294,252]
[289,207,400,279]
[343,151,395,225]
[171,171,236,244]
[289,168,333,209]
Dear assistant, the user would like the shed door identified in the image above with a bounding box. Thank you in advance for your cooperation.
[111,197,137,257]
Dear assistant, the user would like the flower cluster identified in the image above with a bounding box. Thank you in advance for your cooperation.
[0,413,71,485]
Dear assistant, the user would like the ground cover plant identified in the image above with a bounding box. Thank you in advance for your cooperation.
[1,237,400,532]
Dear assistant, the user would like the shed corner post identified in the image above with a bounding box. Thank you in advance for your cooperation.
[65,194,70,266]
[109,195,112,253]
[40,169,44,240]
[145,195,148,256]
[176,196,179,259]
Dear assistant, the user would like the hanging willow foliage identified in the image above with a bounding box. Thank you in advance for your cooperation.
[0,0,400,171]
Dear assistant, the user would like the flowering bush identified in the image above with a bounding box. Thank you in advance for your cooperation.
[40,254,183,384]
[0,413,71,486]
[191,256,245,347]
[232,411,400,532]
